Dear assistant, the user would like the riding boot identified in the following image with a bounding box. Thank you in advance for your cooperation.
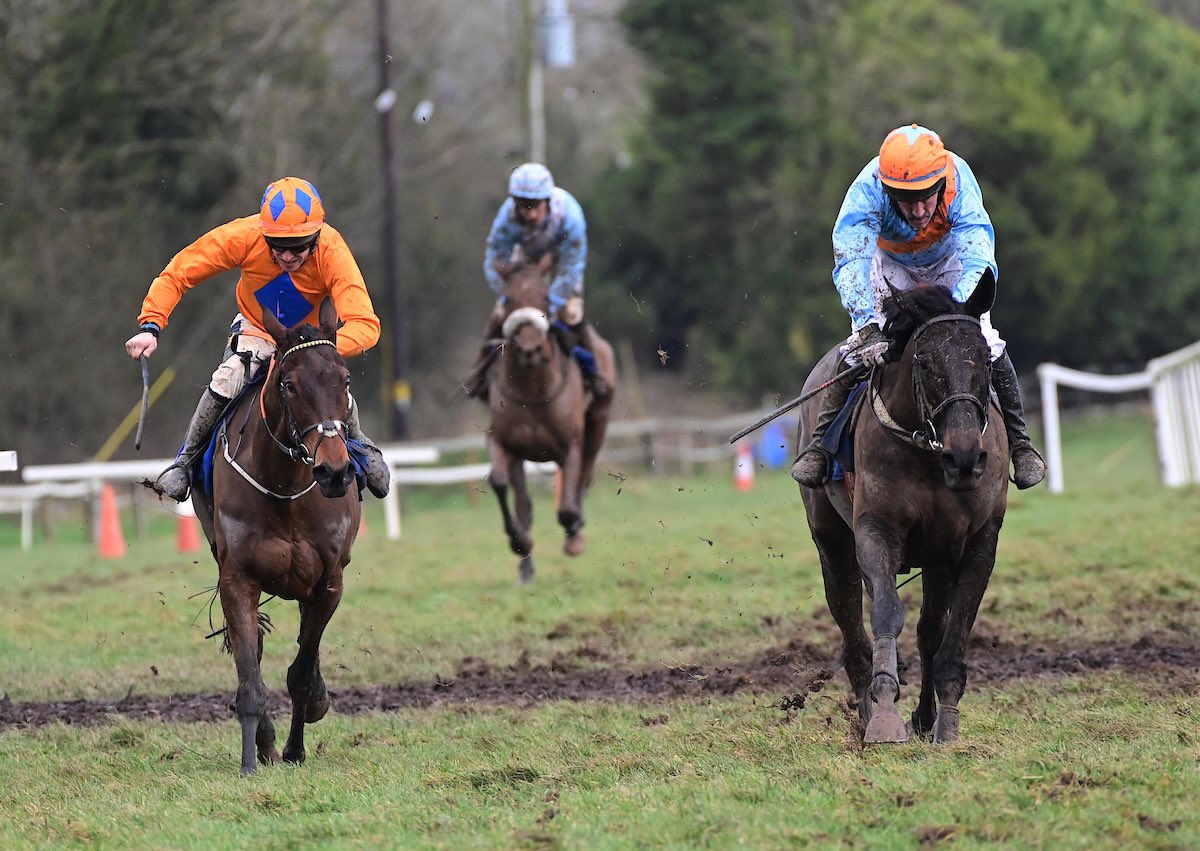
[464,313,505,400]
[790,372,855,488]
[346,398,391,499]
[566,322,610,399]
[990,351,1046,489]
[155,388,228,502]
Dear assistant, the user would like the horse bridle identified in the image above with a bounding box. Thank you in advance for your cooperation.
[869,314,990,453]
[261,338,348,465]
[498,307,571,405]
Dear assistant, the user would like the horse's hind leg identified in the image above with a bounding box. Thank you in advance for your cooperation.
[219,576,278,775]
[912,564,951,739]
[807,501,871,722]
[557,443,586,556]
[931,519,1001,743]
[283,577,344,765]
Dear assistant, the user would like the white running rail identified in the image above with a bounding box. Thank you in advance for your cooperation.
[1038,339,1200,492]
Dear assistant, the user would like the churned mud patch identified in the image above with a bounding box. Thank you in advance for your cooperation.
[1,631,1195,730]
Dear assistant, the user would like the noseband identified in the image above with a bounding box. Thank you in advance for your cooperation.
[870,314,990,453]
[261,338,347,465]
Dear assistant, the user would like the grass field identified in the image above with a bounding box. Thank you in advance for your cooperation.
[1,410,1197,849]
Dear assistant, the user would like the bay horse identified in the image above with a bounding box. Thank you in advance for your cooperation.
[797,271,1007,744]
[487,253,616,583]
[190,298,360,775]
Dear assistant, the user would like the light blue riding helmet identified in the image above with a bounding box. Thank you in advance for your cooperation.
[508,163,555,200]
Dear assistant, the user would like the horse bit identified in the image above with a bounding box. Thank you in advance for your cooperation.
[869,314,990,453]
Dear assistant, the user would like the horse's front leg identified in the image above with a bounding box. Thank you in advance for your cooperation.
[218,573,279,775]
[488,440,531,558]
[283,573,344,765]
[912,564,951,739]
[931,518,1001,743]
[855,516,909,744]
[557,442,586,556]
[508,456,536,583]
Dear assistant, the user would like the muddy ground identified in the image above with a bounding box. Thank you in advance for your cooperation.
[2,623,1196,730]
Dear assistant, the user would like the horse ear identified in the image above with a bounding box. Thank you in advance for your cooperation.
[884,276,912,317]
[261,307,288,346]
[964,268,996,319]
[318,297,339,338]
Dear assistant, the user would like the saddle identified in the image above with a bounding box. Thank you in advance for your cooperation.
[819,381,869,481]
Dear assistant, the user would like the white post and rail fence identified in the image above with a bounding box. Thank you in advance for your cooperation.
[1038,339,1200,493]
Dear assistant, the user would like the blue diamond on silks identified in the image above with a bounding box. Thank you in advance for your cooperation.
[294,188,312,215]
[254,273,314,328]
[268,191,286,221]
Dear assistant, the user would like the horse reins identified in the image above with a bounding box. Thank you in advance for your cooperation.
[868,314,990,453]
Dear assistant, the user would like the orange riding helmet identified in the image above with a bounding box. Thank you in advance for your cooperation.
[259,177,325,237]
[878,125,949,194]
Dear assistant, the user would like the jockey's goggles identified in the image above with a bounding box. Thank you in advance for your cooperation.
[883,178,945,204]
[264,234,318,255]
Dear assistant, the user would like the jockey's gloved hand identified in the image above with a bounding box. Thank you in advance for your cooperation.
[855,323,890,367]
[557,297,584,327]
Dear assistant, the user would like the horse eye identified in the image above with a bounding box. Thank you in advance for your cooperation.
[283,381,297,396]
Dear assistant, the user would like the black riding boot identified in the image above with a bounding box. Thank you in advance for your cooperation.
[990,351,1047,489]
[559,322,609,399]
[346,397,391,499]
[790,372,855,488]
[155,388,228,502]
[464,315,504,401]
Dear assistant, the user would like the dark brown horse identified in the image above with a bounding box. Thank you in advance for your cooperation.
[487,254,616,583]
[797,272,1007,744]
[190,298,360,775]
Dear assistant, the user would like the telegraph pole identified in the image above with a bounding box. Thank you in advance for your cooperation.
[374,0,411,438]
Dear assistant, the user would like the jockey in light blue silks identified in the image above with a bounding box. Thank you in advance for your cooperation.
[465,162,609,400]
[790,124,1046,490]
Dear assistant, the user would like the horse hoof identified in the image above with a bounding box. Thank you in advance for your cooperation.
[563,533,585,556]
[933,706,960,743]
[283,746,305,765]
[864,707,909,744]
[258,746,281,766]
[518,556,535,585]
[240,764,258,777]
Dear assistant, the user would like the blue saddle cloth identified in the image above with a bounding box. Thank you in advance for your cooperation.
[193,377,368,501]
[819,381,867,482]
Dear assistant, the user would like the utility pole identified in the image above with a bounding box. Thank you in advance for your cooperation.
[520,0,574,162]
[374,0,411,439]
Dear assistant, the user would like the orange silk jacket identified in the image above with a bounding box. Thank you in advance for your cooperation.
[137,216,380,358]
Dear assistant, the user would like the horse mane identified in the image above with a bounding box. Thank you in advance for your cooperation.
[882,285,963,351]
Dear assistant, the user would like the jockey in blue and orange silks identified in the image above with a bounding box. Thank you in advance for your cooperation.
[464,162,609,400]
[791,124,1046,490]
[123,177,391,502]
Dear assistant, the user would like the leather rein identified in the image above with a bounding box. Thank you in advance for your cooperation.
[867,314,990,454]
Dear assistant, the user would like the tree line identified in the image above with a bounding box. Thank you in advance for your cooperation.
[1,0,1196,462]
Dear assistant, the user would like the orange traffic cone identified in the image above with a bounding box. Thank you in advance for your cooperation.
[97,483,127,558]
[176,500,200,553]
[734,442,755,492]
